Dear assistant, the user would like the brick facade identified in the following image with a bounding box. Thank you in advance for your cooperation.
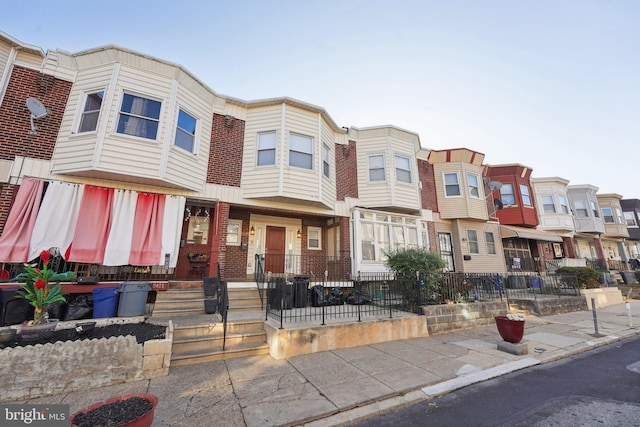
[336,140,358,200]
[225,208,250,279]
[207,113,245,186]
[0,67,71,162]
[0,184,17,235]
[418,159,437,212]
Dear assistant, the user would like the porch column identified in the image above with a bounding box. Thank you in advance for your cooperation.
[593,237,605,261]
[562,236,578,258]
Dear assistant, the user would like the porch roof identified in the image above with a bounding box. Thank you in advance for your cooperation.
[500,225,563,243]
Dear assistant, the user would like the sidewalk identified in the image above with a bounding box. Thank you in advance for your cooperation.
[15,301,640,426]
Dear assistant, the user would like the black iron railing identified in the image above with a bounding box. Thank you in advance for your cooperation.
[255,253,351,281]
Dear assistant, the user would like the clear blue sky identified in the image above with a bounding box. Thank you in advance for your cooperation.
[3,1,639,198]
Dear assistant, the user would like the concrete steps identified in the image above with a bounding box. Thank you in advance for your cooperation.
[153,282,268,365]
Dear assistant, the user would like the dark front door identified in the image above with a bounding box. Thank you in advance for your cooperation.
[265,226,286,273]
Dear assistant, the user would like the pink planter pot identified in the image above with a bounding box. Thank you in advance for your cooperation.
[494,315,525,344]
[71,393,158,427]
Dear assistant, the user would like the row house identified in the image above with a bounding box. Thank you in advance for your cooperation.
[621,199,640,263]
[0,31,436,281]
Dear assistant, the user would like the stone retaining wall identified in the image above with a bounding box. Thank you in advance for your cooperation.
[0,321,173,401]
[422,301,508,335]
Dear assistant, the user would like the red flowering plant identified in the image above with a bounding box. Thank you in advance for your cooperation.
[15,249,75,325]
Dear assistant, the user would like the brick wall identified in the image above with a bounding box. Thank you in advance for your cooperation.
[0,67,72,161]
[225,208,250,279]
[418,159,437,211]
[207,114,245,186]
[336,140,358,200]
[0,184,16,235]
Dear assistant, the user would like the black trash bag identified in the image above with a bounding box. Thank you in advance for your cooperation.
[47,299,68,320]
[63,295,93,321]
[327,287,345,305]
[346,293,372,305]
[311,285,327,307]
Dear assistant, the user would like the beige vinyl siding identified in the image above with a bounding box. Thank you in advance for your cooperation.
[163,86,212,191]
[242,105,283,198]
[51,64,115,173]
[454,220,505,273]
[93,64,171,179]
[435,162,488,220]
[389,139,420,210]
[0,41,11,77]
[319,119,337,207]
[13,50,44,70]
[357,134,392,207]
[281,105,320,201]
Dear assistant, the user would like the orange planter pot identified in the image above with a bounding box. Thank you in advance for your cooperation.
[494,315,525,344]
[71,393,158,427]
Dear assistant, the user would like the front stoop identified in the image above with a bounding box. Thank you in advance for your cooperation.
[153,282,269,366]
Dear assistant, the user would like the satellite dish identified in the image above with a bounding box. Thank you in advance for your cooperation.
[26,97,48,135]
[494,198,504,210]
[487,180,503,191]
[26,97,48,119]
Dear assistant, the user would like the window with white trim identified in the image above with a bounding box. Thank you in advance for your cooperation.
[369,154,385,182]
[359,211,420,261]
[485,232,496,254]
[520,184,532,206]
[78,91,104,133]
[175,109,197,153]
[467,173,480,198]
[467,229,479,254]
[591,201,599,217]
[500,183,515,205]
[116,93,161,140]
[624,211,637,227]
[226,220,242,246]
[616,207,624,224]
[602,207,614,223]
[444,173,461,197]
[559,195,569,214]
[308,226,322,250]
[322,144,330,178]
[257,131,276,166]
[395,155,412,183]
[575,200,588,217]
[542,196,556,213]
[289,132,313,170]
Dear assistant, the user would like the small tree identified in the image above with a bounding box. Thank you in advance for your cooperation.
[385,248,446,309]
[555,266,600,289]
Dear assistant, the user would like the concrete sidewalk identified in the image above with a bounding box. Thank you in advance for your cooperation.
[15,301,640,426]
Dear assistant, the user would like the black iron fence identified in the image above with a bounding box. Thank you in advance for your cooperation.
[263,271,582,328]
[254,253,351,281]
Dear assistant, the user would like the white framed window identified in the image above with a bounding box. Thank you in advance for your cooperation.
[78,91,104,133]
[542,196,556,213]
[485,232,496,254]
[395,155,412,183]
[116,92,161,140]
[289,132,313,170]
[467,229,479,254]
[616,208,624,224]
[358,210,420,262]
[500,183,515,205]
[174,109,197,153]
[444,172,461,197]
[559,195,569,214]
[368,154,386,182]
[575,200,588,217]
[322,144,330,178]
[467,173,480,198]
[257,131,276,166]
[591,201,599,217]
[226,220,242,246]
[520,184,532,206]
[308,226,322,250]
[624,211,637,227]
[602,207,614,223]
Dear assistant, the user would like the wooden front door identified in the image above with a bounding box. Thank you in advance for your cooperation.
[265,226,286,273]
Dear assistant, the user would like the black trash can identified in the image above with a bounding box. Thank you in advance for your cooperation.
[269,278,292,309]
[293,276,309,308]
[203,277,219,298]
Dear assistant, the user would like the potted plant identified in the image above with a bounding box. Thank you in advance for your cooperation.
[494,313,526,344]
[70,393,158,427]
[14,250,75,330]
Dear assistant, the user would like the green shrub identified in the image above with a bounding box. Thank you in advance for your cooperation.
[385,247,446,277]
[555,266,600,289]
[635,271,640,282]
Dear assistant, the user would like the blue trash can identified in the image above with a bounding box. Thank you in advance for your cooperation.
[117,282,151,317]
[92,287,119,318]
